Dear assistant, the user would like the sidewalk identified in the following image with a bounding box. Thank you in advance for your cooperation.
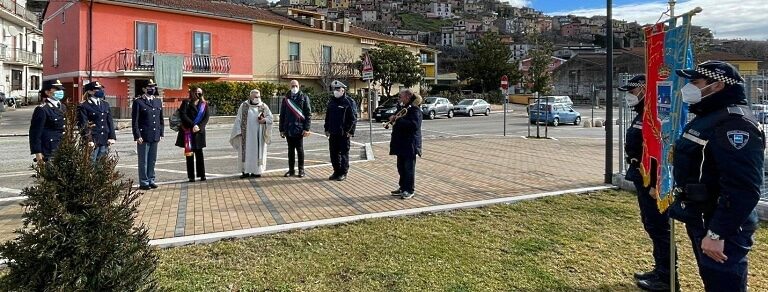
[0,136,611,245]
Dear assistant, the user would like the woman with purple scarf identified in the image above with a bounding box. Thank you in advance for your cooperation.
[175,87,210,182]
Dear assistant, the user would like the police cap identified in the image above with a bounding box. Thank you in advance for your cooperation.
[675,60,744,85]
[618,75,646,91]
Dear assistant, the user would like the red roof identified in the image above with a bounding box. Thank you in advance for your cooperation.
[106,0,423,46]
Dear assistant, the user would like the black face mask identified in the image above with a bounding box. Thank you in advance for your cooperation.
[146,88,156,95]
[195,92,203,98]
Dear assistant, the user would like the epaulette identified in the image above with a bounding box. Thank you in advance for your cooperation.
[726,105,746,116]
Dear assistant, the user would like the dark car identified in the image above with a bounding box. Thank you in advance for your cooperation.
[374,98,400,122]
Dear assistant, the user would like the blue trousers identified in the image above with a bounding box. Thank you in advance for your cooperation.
[396,155,416,193]
[686,220,754,292]
[137,142,158,187]
[91,145,109,162]
[633,180,673,276]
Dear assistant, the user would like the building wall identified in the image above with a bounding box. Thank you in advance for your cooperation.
[42,1,81,79]
[730,61,759,75]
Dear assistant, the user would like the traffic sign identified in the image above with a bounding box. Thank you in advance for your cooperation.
[500,75,509,90]
[362,53,374,81]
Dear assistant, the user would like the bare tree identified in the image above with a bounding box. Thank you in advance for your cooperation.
[311,46,358,91]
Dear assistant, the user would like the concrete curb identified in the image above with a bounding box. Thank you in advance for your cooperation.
[148,185,614,248]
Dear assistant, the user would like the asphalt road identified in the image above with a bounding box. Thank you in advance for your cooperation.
[0,104,620,198]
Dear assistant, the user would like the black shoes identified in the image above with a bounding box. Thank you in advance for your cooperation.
[634,270,656,281]
[242,173,262,179]
[200,177,206,181]
[149,183,158,189]
[391,189,402,196]
[329,174,339,180]
[284,171,295,177]
[298,169,305,177]
[139,185,151,190]
[336,174,347,181]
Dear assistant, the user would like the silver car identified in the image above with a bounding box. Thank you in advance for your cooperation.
[454,98,490,117]
[421,97,454,119]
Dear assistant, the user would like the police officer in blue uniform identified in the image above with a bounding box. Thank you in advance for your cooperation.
[132,79,164,190]
[621,75,675,291]
[669,60,763,291]
[324,80,358,181]
[77,81,116,162]
[389,89,422,199]
[29,79,67,163]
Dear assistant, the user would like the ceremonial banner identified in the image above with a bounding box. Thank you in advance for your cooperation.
[643,15,695,212]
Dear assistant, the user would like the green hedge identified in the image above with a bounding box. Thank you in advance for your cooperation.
[189,81,289,115]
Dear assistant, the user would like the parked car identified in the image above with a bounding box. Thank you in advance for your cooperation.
[751,104,768,124]
[453,99,490,117]
[374,98,399,123]
[529,103,581,126]
[526,95,574,114]
[420,97,454,119]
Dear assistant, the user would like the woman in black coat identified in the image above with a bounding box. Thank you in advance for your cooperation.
[176,87,210,182]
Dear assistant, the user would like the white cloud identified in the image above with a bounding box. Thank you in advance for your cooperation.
[549,0,768,40]
[502,0,532,8]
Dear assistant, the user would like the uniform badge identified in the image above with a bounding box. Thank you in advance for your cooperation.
[727,130,749,150]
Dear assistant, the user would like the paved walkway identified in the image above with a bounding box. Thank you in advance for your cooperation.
[0,136,615,244]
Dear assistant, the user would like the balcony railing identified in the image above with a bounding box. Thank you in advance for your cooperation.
[0,0,38,25]
[0,45,42,66]
[280,60,360,78]
[117,49,231,74]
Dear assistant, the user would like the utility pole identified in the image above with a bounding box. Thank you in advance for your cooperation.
[604,0,614,184]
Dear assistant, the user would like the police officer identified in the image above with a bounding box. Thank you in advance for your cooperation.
[324,80,358,181]
[669,60,763,291]
[77,81,116,162]
[29,79,67,163]
[132,79,164,190]
[620,75,675,291]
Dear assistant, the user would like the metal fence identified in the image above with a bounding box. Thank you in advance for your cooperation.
[616,73,768,202]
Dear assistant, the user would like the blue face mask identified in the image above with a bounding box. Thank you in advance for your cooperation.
[53,90,65,101]
[94,90,105,98]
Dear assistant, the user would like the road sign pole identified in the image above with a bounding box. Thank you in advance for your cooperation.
[501,75,509,137]
[368,80,373,146]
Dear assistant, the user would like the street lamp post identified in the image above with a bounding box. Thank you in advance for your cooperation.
[605,0,614,184]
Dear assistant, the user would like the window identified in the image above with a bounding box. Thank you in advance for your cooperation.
[31,41,37,53]
[135,22,157,52]
[11,70,22,90]
[321,45,332,63]
[53,38,58,67]
[289,42,300,61]
[30,76,39,90]
[193,32,211,55]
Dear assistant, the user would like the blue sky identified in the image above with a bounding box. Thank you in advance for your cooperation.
[512,0,768,40]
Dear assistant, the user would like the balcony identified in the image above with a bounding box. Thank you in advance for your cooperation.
[0,46,43,66]
[117,49,231,76]
[0,0,38,27]
[280,60,360,79]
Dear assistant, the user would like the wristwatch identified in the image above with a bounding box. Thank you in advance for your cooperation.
[706,230,721,240]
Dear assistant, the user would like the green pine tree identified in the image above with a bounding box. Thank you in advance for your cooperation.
[0,107,158,291]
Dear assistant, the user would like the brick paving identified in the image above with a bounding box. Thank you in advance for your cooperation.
[0,136,617,243]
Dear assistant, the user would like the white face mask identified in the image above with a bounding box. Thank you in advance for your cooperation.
[333,90,344,98]
[625,92,640,106]
[290,87,299,94]
[681,82,716,104]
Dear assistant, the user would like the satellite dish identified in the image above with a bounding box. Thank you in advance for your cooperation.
[7,26,20,36]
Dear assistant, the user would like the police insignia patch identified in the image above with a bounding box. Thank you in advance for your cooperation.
[727,130,750,150]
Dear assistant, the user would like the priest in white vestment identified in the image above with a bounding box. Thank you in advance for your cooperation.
[230,89,273,178]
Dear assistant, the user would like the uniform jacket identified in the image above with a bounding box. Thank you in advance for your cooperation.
[175,99,210,149]
[624,104,657,185]
[669,84,764,237]
[389,104,423,158]
[278,91,312,137]
[77,98,116,146]
[324,94,358,136]
[29,100,68,157]
[131,95,164,143]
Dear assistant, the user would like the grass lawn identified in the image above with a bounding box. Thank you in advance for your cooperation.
[398,13,454,32]
[156,190,767,291]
